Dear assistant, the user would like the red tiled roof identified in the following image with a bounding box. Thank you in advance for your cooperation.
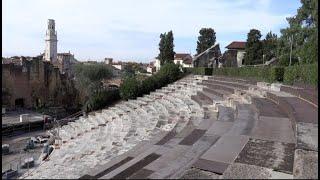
[174,53,191,59]
[183,58,192,64]
[225,41,246,50]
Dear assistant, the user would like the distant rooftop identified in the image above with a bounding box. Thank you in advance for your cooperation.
[225,41,246,50]
[174,53,191,59]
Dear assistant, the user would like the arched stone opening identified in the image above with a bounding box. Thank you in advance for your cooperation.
[15,98,25,108]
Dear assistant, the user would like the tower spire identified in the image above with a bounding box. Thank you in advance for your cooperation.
[44,19,58,63]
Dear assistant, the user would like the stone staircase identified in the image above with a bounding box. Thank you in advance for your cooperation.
[22,75,318,179]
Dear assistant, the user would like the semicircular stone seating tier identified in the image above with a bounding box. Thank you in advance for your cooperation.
[69,75,317,180]
[23,76,206,179]
[24,74,316,179]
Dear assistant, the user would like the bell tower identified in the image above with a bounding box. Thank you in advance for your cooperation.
[44,19,58,63]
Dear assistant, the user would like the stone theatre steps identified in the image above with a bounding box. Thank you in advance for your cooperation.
[91,75,317,179]
[24,75,317,179]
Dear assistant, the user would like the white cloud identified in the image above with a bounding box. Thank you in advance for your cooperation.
[2,0,295,62]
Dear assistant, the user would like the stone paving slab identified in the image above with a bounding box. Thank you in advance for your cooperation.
[224,105,256,136]
[197,116,216,130]
[169,134,221,178]
[174,120,197,139]
[296,122,318,151]
[222,163,293,179]
[148,134,220,179]
[217,106,235,122]
[203,87,229,98]
[280,85,318,106]
[293,149,318,179]
[155,131,177,145]
[235,138,295,174]
[129,168,154,179]
[179,129,206,145]
[200,135,249,164]
[205,121,233,136]
[205,79,249,90]
[84,156,134,179]
[145,145,190,172]
[201,82,235,93]
[99,146,159,179]
[252,97,288,118]
[283,97,318,124]
[193,158,229,174]
[249,116,295,143]
[180,167,221,179]
[112,153,161,179]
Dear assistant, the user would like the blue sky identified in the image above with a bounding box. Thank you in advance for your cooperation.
[2,0,301,63]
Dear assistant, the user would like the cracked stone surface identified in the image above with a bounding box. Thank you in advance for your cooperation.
[296,122,318,151]
[223,163,293,179]
[180,167,221,179]
[293,149,318,179]
[235,138,295,174]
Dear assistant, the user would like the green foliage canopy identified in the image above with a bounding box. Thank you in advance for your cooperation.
[243,29,263,65]
[157,31,175,65]
[196,28,216,55]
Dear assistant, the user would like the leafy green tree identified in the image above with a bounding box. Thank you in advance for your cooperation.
[73,63,116,110]
[243,29,263,65]
[157,31,175,65]
[277,0,318,65]
[196,28,216,55]
[262,31,278,62]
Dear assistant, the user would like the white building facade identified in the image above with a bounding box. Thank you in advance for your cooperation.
[173,53,193,68]
[225,41,246,67]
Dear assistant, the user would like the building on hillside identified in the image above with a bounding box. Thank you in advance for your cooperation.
[150,58,161,72]
[56,52,78,77]
[104,58,113,64]
[224,41,246,67]
[193,43,222,68]
[147,61,156,74]
[221,50,238,67]
[112,61,124,70]
[173,53,193,68]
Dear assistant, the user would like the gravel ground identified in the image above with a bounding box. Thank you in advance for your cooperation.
[2,130,46,177]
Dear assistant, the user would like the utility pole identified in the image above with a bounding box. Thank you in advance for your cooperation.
[289,35,293,66]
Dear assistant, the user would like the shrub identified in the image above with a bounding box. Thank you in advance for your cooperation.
[85,89,120,112]
[284,63,318,87]
[270,67,285,82]
[157,63,181,83]
[183,67,213,75]
[140,75,157,94]
[119,76,141,100]
[119,63,183,100]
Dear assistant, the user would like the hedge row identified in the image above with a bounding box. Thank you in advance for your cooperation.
[120,63,183,100]
[283,63,318,87]
[85,88,121,112]
[187,63,317,87]
[183,67,213,75]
